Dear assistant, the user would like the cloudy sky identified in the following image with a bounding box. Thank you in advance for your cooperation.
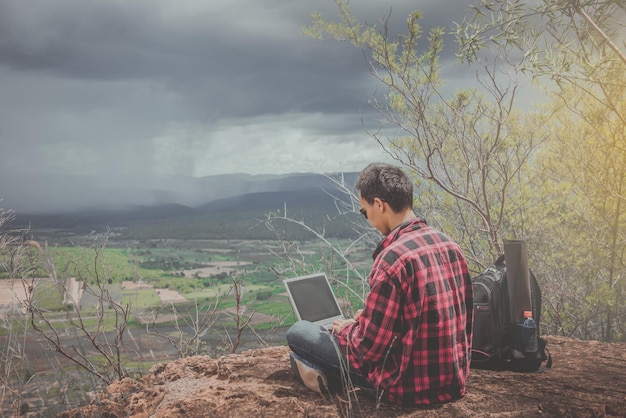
[0,0,483,212]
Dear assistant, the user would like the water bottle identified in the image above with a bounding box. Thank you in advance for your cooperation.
[522,310,538,352]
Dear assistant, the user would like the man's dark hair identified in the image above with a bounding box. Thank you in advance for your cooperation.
[355,163,413,213]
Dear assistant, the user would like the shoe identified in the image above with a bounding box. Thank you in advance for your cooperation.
[289,352,329,394]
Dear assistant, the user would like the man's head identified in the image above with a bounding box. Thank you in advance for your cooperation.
[356,163,414,234]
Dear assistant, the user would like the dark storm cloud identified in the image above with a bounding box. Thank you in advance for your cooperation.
[0,0,470,115]
[0,0,479,212]
[0,0,378,119]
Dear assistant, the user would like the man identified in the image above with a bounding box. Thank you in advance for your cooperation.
[286,163,473,406]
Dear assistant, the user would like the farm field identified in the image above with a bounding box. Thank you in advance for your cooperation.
[0,236,373,415]
[2,237,372,325]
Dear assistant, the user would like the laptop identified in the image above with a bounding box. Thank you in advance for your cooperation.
[283,273,345,328]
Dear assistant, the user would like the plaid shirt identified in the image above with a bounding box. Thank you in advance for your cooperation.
[334,218,473,406]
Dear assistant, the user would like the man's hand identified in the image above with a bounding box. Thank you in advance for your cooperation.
[331,318,355,334]
[332,308,363,334]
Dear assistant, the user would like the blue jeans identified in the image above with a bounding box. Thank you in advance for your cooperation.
[286,320,373,391]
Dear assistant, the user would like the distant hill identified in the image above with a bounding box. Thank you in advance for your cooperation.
[8,172,362,241]
[1,171,359,213]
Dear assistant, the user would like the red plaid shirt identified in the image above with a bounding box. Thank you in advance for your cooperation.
[334,218,473,406]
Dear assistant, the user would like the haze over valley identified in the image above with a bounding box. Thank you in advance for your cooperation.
[5,172,362,240]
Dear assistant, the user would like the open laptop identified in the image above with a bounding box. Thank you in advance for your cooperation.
[283,273,345,328]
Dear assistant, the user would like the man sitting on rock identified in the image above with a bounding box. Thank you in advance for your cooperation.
[286,162,474,406]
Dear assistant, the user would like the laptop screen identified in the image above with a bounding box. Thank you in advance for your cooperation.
[284,273,343,324]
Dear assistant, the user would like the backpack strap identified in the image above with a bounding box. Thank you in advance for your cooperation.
[534,338,553,373]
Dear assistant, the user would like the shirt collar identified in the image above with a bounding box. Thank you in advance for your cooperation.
[372,217,427,259]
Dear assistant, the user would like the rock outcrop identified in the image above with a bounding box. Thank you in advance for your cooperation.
[61,336,626,417]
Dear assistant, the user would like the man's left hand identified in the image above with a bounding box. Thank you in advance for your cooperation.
[332,318,356,334]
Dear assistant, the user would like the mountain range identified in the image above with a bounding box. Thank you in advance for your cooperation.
[6,172,362,240]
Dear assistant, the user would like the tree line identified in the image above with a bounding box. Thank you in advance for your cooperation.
[302,0,625,342]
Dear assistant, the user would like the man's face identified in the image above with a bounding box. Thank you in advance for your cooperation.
[359,194,390,235]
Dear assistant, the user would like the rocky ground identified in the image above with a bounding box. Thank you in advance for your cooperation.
[61,336,626,417]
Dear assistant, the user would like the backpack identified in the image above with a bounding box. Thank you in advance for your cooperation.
[470,250,552,372]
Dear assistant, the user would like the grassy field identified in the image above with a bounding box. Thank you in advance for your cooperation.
[6,238,372,332]
[0,236,375,416]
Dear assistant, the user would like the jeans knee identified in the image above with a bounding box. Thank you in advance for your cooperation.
[286,320,308,346]
[286,325,296,345]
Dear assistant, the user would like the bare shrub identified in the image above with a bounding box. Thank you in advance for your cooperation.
[23,232,137,386]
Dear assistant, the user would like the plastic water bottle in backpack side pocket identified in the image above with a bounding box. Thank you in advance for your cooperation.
[521,310,538,352]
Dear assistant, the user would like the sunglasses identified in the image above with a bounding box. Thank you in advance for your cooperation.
[359,198,386,220]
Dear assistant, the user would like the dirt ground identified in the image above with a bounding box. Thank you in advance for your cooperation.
[179,261,253,278]
[61,335,626,418]
[122,280,190,304]
[0,279,40,309]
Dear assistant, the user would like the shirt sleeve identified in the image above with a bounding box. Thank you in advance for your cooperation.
[335,267,405,368]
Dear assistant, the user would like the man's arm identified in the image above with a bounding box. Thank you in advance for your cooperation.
[334,276,403,366]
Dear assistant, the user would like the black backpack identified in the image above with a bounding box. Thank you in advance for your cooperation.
[470,252,552,372]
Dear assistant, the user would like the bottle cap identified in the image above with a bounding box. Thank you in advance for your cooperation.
[523,310,532,318]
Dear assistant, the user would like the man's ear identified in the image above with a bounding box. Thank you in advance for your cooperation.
[373,197,386,213]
